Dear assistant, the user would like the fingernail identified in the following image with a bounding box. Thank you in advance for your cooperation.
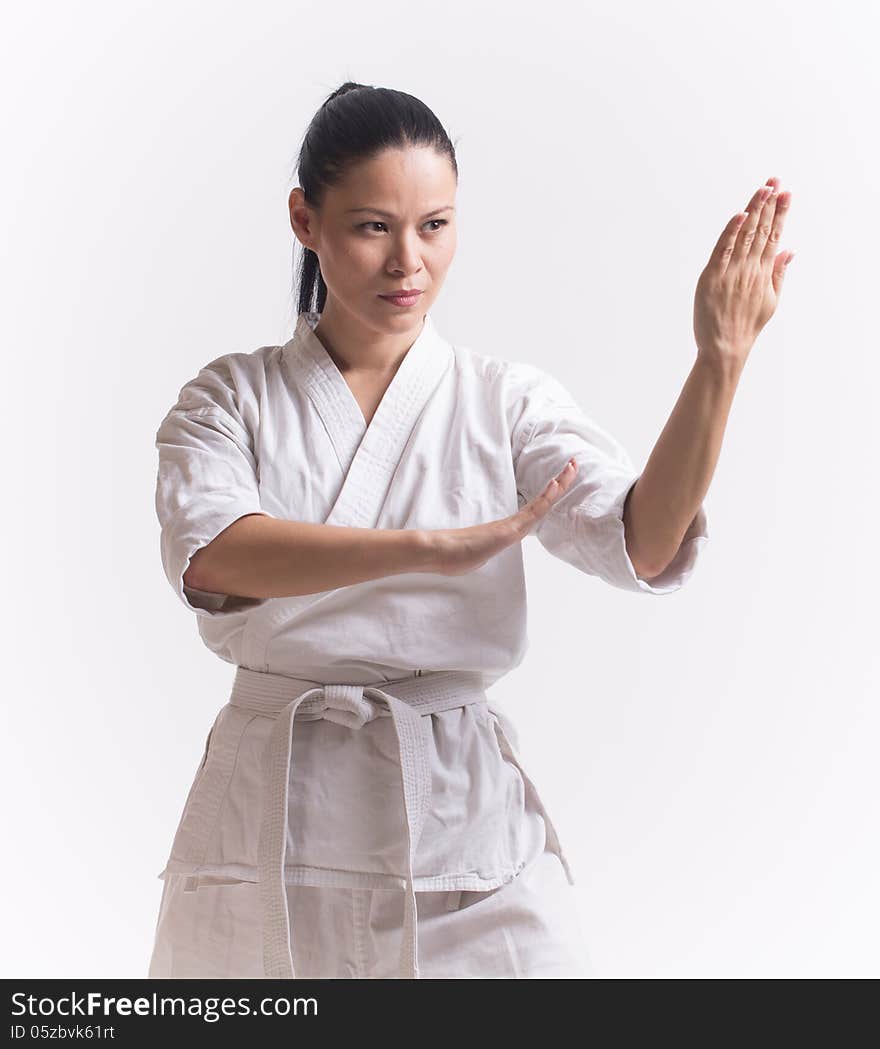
[785,252,795,265]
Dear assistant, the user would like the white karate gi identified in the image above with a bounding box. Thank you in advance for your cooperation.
[148,310,709,979]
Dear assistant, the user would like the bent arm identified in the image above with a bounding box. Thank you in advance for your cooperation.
[183,513,434,599]
[623,356,739,578]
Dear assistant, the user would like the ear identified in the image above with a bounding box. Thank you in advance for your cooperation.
[289,188,317,248]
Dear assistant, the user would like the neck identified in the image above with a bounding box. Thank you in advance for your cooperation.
[313,301,425,375]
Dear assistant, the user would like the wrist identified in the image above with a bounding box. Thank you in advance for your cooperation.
[406,528,440,574]
[694,348,746,387]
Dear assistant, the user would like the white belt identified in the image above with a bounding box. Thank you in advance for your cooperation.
[228,665,575,980]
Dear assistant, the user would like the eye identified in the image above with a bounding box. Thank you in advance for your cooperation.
[358,219,450,233]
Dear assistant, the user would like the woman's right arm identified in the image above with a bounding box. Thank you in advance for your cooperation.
[184,460,579,599]
[184,515,435,598]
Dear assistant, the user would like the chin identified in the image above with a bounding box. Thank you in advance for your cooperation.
[373,301,427,318]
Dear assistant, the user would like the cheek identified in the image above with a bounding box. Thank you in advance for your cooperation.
[323,238,376,279]
[432,234,457,272]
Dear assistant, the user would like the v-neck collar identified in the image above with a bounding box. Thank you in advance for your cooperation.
[300,311,419,431]
[281,309,452,528]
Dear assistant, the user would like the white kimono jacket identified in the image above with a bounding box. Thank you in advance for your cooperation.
[153,309,709,977]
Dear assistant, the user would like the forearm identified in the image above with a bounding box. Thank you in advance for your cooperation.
[623,355,742,578]
[184,513,434,598]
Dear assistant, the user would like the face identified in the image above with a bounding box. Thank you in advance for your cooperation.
[289,145,457,334]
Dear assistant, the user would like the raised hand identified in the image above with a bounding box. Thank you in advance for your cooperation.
[693,176,794,371]
[427,458,579,576]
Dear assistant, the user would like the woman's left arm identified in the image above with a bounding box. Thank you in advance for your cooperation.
[624,177,795,579]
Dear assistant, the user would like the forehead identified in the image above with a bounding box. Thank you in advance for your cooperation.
[329,146,456,209]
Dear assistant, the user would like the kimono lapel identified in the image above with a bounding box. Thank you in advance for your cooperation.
[283,310,452,529]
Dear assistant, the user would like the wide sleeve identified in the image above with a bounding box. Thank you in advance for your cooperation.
[154,357,272,617]
[510,364,709,595]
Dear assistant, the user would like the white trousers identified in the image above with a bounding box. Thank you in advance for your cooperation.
[148,846,595,979]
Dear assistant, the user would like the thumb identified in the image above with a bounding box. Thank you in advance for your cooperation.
[773,249,795,292]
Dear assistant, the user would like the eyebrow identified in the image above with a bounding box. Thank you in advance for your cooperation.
[345,205,456,218]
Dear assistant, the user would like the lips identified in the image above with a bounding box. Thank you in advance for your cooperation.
[379,290,423,297]
[378,289,423,308]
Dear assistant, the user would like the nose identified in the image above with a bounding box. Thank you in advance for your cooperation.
[387,232,423,275]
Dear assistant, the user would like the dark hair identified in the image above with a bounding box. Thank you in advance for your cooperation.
[289,82,459,317]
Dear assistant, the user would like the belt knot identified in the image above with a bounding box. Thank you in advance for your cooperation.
[317,684,380,729]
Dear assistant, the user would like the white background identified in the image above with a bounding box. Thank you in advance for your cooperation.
[3,0,877,978]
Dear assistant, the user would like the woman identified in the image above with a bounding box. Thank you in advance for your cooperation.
[147,82,793,979]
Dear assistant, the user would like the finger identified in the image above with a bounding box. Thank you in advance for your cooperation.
[749,185,779,261]
[732,183,772,263]
[761,189,791,266]
[521,459,577,521]
[713,211,750,272]
[537,458,577,508]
